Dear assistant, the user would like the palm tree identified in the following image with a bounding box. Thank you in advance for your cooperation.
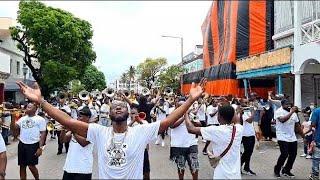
[120,72,129,88]
[128,65,136,90]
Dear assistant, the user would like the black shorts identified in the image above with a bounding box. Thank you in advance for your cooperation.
[143,149,150,173]
[63,171,92,180]
[200,121,207,127]
[18,142,40,166]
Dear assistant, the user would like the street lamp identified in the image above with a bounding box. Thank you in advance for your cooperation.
[161,35,184,62]
[22,65,28,83]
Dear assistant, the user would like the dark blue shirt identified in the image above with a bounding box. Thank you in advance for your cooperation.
[311,108,320,143]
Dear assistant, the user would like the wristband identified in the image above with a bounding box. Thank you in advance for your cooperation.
[40,99,47,109]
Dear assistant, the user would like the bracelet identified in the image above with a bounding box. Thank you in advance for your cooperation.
[39,99,47,109]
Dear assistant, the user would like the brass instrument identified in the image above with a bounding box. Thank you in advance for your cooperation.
[141,88,150,96]
[164,87,173,96]
[46,121,55,131]
[91,89,103,100]
[79,90,90,101]
[103,88,115,98]
[123,89,130,98]
[58,91,68,100]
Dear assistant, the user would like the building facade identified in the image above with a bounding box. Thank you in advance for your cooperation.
[0,17,35,104]
[236,1,320,108]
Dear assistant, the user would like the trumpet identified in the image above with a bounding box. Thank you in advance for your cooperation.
[46,121,55,131]
[79,90,90,101]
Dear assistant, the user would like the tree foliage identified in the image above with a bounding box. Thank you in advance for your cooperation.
[80,65,106,91]
[120,72,129,84]
[69,80,85,96]
[136,57,167,89]
[158,65,184,92]
[10,0,96,96]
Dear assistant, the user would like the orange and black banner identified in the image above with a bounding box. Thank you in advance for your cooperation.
[183,1,274,97]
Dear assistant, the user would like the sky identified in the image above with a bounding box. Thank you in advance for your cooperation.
[0,1,212,84]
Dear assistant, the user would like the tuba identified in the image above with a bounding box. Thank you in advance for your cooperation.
[141,88,150,96]
[58,91,68,100]
[164,87,173,96]
[79,90,90,101]
[91,89,103,100]
[104,88,115,98]
[123,89,131,98]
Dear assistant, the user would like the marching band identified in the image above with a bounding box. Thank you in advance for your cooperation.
[0,80,315,179]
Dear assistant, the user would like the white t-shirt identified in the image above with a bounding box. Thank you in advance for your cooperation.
[302,121,312,136]
[201,124,243,179]
[274,107,299,142]
[156,106,166,122]
[164,102,170,115]
[100,104,110,118]
[206,105,219,125]
[70,108,78,119]
[170,120,197,147]
[242,111,255,137]
[0,135,6,153]
[86,121,160,179]
[197,104,206,121]
[16,115,46,144]
[64,135,94,174]
[2,111,11,129]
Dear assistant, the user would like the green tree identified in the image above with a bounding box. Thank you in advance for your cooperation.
[10,0,96,97]
[81,65,106,91]
[127,65,135,90]
[137,57,167,89]
[69,80,85,97]
[120,72,129,84]
[158,65,184,93]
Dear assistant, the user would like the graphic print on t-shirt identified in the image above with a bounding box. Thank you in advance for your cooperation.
[106,142,128,167]
[21,119,35,129]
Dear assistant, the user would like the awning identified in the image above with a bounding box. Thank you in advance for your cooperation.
[4,78,35,91]
[236,64,291,79]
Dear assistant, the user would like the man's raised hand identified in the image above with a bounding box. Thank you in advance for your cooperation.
[189,78,207,101]
[16,81,42,104]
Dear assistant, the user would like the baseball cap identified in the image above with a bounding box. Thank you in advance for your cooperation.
[79,106,92,118]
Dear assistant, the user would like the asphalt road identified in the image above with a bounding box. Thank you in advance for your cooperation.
[5,135,312,179]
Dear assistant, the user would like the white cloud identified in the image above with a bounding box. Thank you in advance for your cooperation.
[0,1,212,84]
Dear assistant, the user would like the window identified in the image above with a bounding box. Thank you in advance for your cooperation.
[10,59,12,73]
[16,61,20,75]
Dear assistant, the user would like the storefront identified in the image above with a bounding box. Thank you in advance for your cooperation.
[236,46,292,99]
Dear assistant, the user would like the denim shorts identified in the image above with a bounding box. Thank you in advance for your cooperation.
[170,145,199,173]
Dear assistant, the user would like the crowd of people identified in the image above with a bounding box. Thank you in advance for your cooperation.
[0,79,320,179]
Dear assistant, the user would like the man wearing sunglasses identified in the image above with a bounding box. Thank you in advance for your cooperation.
[16,78,207,179]
[60,106,93,180]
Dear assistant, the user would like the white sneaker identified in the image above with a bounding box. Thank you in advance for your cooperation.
[161,141,165,147]
[300,153,307,157]
[306,155,312,159]
[202,139,206,143]
[155,140,160,145]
